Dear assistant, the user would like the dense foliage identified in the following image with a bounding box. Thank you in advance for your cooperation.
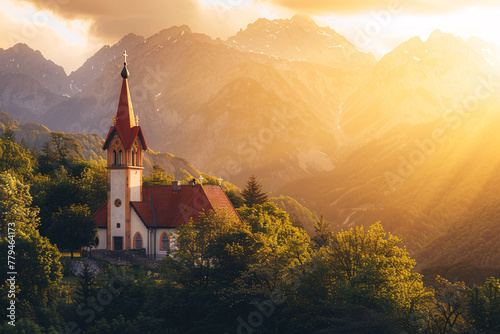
[2,133,500,333]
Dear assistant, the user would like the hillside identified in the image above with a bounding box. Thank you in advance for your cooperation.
[0,110,200,178]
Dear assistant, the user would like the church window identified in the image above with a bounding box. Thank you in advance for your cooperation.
[117,223,121,228]
[134,232,143,249]
[160,233,170,251]
[132,151,136,166]
[114,198,122,207]
[113,150,117,165]
[118,150,123,165]
[95,236,99,248]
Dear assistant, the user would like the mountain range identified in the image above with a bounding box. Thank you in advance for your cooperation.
[2,15,500,268]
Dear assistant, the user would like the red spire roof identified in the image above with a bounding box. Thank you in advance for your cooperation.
[103,62,147,150]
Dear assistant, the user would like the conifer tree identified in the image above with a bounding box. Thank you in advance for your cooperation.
[74,262,97,304]
[241,175,268,207]
[1,127,15,142]
[312,214,330,247]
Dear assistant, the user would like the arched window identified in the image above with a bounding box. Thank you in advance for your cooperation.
[160,233,170,252]
[113,150,117,166]
[118,150,123,165]
[134,232,143,249]
[95,235,99,248]
[132,151,136,166]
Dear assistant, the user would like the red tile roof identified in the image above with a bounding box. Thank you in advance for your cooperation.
[92,185,241,229]
[203,185,241,222]
[93,204,107,228]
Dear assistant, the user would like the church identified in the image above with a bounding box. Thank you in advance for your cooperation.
[92,53,241,259]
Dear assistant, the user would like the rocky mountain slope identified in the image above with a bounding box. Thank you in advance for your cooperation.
[68,33,145,94]
[277,31,500,264]
[32,21,372,188]
[0,43,70,96]
[227,14,375,69]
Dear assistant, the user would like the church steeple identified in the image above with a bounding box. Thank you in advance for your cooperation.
[102,51,147,251]
[103,50,147,152]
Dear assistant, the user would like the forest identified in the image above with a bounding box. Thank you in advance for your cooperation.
[1,132,500,334]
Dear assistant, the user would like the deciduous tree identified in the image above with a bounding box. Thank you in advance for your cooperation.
[49,204,97,258]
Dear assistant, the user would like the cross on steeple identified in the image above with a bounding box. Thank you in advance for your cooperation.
[123,50,128,64]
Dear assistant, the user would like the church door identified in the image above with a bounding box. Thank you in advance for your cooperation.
[113,237,123,250]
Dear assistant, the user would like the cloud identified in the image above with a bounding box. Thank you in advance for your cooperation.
[15,0,260,42]
[257,0,500,14]
[6,0,265,71]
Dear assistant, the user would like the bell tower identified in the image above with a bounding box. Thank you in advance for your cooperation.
[102,51,147,251]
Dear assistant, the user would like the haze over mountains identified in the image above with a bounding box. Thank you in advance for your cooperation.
[2,14,500,267]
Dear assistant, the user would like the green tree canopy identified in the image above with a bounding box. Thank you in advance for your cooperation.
[0,233,62,313]
[293,223,430,333]
[241,175,268,207]
[143,164,175,186]
[465,277,500,332]
[48,204,97,258]
[0,172,39,236]
[170,210,248,288]
[0,137,34,181]
[1,126,15,142]
[48,132,82,164]
[31,159,106,237]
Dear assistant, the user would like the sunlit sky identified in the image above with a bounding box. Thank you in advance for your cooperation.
[1,0,500,73]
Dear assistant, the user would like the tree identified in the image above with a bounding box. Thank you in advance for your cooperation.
[312,214,330,248]
[143,163,175,186]
[38,141,56,174]
[0,174,62,329]
[299,223,430,332]
[31,159,107,237]
[48,132,82,165]
[0,137,34,181]
[237,202,312,293]
[241,175,268,207]
[1,126,15,142]
[49,204,98,258]
[74,262,98,304]
[465,277,500,332]
[225,189,245,208]
[171,210,245,288]
[429,276,468,334]
[0,233,63,312]
[0,172,39,236]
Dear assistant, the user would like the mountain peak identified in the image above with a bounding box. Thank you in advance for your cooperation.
[117,33,145,46]
[426,29,461,44]
[291,14,317,29]
[9,43,36,54]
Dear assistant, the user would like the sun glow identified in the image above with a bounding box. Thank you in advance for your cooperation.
[0,1,88,46]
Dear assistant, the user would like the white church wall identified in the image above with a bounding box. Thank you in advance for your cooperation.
[110,169,126,245]
[130,209,149,250]
[96,228,108,250]
[129,169,142,202]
